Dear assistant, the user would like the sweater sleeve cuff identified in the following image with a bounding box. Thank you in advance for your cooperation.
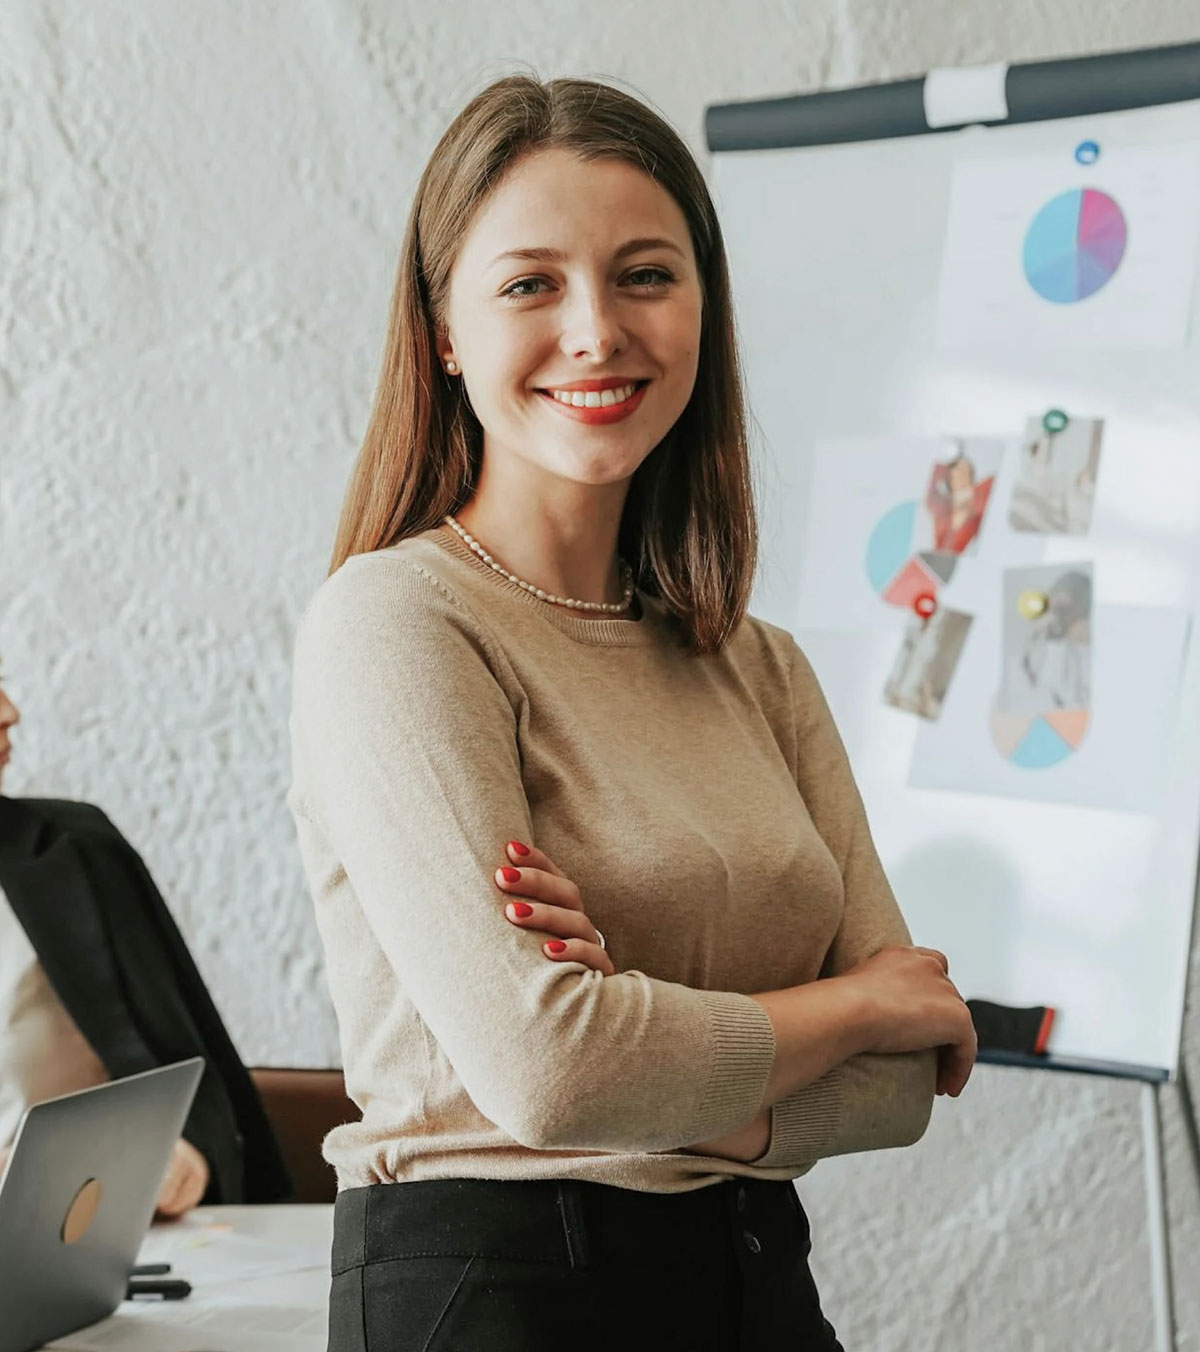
[683,990,778,1145]
[752,1066,847,1170]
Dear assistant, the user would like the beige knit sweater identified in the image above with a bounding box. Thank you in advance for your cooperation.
[287,523,935,1194]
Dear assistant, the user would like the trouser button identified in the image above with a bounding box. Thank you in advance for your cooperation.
[743,1230,762,1254]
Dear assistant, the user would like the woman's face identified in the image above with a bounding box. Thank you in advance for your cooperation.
[438,147,704,495]
[0,680,19,791]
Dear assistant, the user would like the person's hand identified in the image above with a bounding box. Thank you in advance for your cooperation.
[154,1138,210,1219]
[836,945,977,1098]
[494,841,771,1161]
[494,841,616,976]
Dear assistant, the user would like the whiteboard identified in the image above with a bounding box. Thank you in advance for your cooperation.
[711,94,1200,1077]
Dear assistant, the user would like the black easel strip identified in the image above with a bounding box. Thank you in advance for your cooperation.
[1005,41,1200,129]
[705,40,1200,152]
[978,1049,1170,1083]
[705,77,931,153]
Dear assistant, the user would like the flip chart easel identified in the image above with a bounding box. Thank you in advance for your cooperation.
[706,42,1200,1350]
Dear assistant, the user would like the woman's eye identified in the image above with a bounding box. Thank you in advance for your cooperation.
[500,277,549,299]
[500,267,675,301]
[625,267,674,288]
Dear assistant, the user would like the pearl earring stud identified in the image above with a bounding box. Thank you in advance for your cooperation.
[445,358,458,373]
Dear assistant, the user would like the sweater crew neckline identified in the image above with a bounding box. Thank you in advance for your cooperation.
[424,524,663,647]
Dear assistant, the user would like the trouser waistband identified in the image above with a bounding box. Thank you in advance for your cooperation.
[331,1175,780,1274]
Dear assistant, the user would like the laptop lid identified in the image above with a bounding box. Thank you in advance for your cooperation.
[0,1057,204,1352]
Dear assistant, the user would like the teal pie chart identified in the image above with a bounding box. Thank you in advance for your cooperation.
[865,501,916,592]
[1022,188,1127,304]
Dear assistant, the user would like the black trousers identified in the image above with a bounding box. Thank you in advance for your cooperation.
[328,1175,845,1351]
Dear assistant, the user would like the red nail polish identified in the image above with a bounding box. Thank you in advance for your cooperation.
[508,840,530,856]
[509,902,533,917]
[499,867,521,883]
[545,940,566,953]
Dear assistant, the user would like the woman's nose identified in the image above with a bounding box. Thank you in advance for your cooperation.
[559,285,627,363]
[0,694,20,727]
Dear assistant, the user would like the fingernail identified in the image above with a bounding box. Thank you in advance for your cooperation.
[508,902,533,918]
[499,867,521,883]
[508,840,530,856]
[545,940,566,953]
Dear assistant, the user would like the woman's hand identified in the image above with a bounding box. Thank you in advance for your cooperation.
[154,1137,210,1219]
[494,841,771,1162]
[495,841,615,976]
[836,945,977,1098]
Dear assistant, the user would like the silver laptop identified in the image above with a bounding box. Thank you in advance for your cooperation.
[0,1057,204,1352]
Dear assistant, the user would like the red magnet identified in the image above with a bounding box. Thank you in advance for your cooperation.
[913,592,937,619]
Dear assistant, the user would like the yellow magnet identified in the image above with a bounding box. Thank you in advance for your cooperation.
[1018,589,1048,619]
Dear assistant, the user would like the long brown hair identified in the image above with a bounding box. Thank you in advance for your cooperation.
[329,74,757,655]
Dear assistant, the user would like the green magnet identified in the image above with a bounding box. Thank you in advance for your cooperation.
[1042,408,1069,434]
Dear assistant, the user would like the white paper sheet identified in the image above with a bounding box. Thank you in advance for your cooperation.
[46,1303,326,1351]
[908,603,1191,812]
[936,141,1200,352]
[798,435,1011,630]
[133,1219,328,1286]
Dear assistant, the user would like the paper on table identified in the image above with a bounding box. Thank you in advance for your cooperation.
[46,1300,326,1351]
[134,1213,328,1286]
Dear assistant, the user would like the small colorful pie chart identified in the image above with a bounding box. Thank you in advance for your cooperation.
[990,707,1090,768]
[1023,188,1127,304]
[865,501,957,609]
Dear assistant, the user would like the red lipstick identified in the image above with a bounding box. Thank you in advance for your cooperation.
[537,379,649,426]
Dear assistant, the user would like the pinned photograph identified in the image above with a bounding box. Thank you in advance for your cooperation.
[1009,415,1104,535]
[883,606,974,721]
[922,437,1002,557]
[997,563,1093,715]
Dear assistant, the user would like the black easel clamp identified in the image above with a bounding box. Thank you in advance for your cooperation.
[968,998,1055,1055]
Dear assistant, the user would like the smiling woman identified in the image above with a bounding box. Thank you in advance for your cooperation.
[329,77,754,652]
[292,72,963,1352]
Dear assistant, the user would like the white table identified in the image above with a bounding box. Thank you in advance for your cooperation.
[44,1204,334,1351]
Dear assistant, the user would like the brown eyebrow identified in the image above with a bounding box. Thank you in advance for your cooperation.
[488,236,686,268]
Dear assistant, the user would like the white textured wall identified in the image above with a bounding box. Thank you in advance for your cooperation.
[2,3,1198,1347]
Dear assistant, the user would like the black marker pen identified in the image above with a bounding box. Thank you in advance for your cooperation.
[125,1277,192,1301]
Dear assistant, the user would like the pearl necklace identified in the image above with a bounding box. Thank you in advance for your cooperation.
[442,515,634,613]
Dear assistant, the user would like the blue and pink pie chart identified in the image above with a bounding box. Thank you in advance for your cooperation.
[1022,188,1127,304]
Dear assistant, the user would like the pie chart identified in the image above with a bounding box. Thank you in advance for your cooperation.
[1022,188,1127,304]
[991,707,1090,768]
[864,500,957,609]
